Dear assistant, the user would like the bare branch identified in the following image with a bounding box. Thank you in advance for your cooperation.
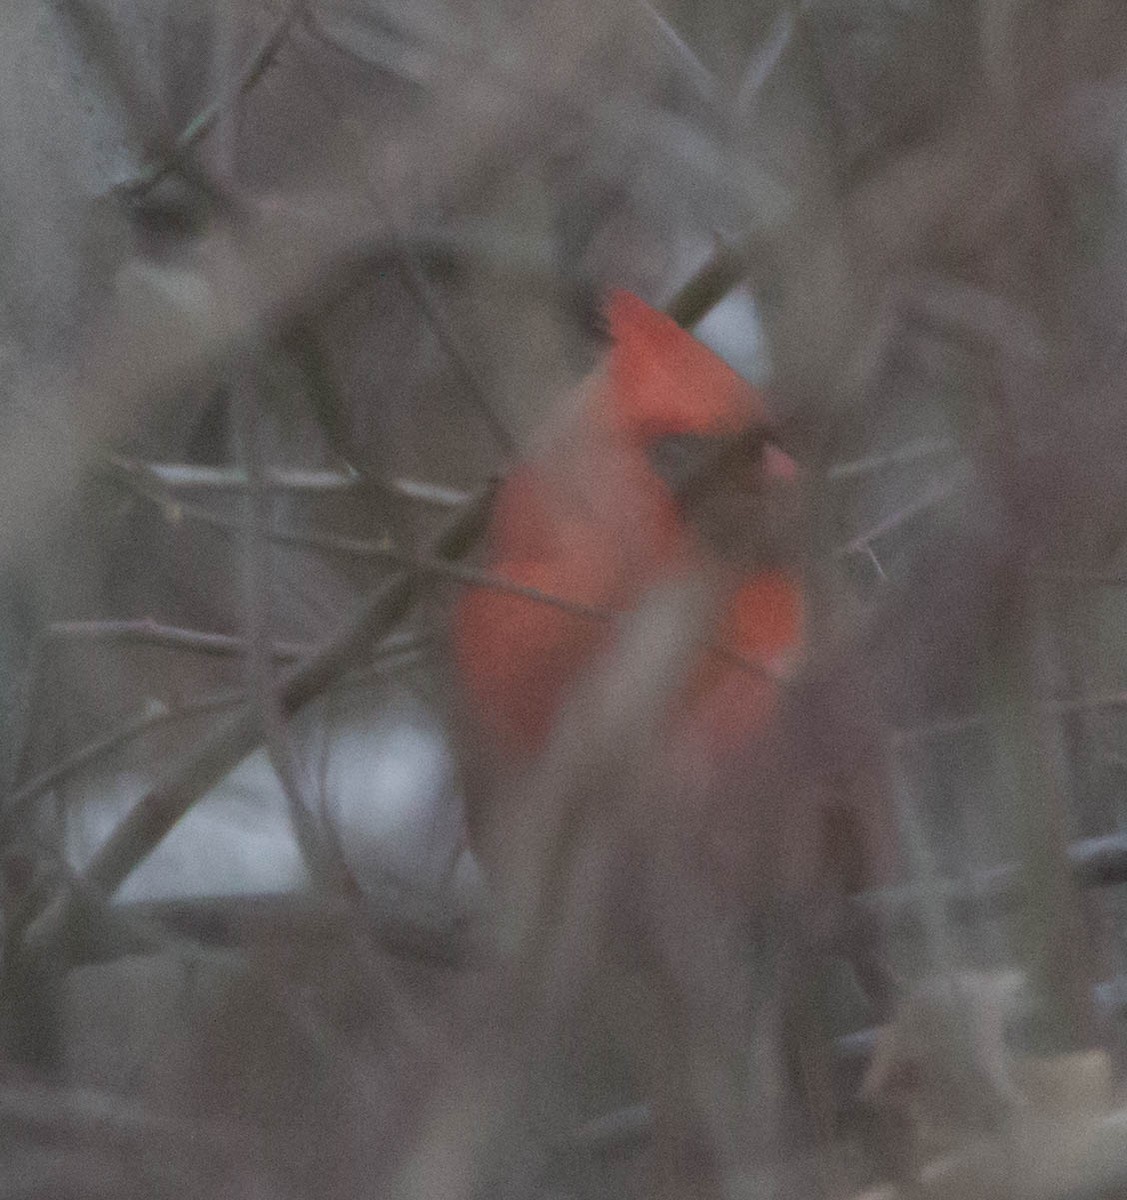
[735,6,795,114]
[291,33,518,459]
[1,691,243,845]
[74,486,493,901]
[0,633,425,846]
[827,437,957,480]
[634,0,717,102]
[113,461,361,493]
[112,451,470,506]
[835,471,962,560]
[123,477,779,683]
[234,357,337,887]
[232,358,428,1043]
[46,618,313,662]
[664,231,764,329]
[380,478,473,508]
[121,0,305,200]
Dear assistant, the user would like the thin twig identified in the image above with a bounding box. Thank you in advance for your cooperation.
[115,462,360,492]
[1,634,425,845]
[292,35,518,459]
[852,829,1127,931]
[827,436,957,480]
[389,231,517,458]
[379,477,472,508]
[735,6,795,114]
[75,486,494,901]
[121,0,305,199]
[236,363,430,1044]
[634,0,717,101]
[46,618,313,662]
[234,362,334,887]
[1,691,245,844]
[112,450,469,506]
[127,481,777,682]
[834,471,961,559]
[664,232,762,329]
[888,734,962,985]
[298,9,435,85]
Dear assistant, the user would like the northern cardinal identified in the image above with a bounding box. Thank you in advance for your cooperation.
[456,299,798,734]
[450,292,890,1190]
[450,291,884,898]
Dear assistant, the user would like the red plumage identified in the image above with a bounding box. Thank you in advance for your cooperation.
[453,291,802,767]
[451,294,895,1187]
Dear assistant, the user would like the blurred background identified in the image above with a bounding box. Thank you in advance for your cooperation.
[5,1,1127,1197]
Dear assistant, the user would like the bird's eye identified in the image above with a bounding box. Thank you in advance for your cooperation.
[648,427,780,500]
[647,433,717,494]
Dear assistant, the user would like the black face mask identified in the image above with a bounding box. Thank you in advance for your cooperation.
[646,426,799,571]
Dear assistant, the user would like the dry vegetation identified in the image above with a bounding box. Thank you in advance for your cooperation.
[4,0,1127,1197]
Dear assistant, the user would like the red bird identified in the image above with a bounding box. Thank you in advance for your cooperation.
[453,291,804,859]
[451,292,896,1190]
[452,290,901,908]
